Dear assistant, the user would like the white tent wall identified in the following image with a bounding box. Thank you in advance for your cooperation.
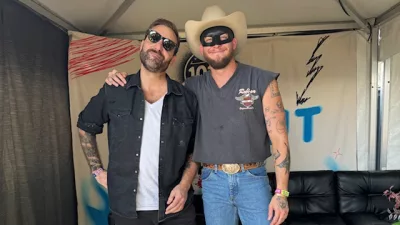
[386,53,400,170]
[379,12,400,61]
[356,32,371,170]
[378,14,400,170]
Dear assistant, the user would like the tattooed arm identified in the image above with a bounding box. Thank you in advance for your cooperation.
[263,79,290,191]
[166,139,199,213]
[263,79,290,224]
[179,154,199,191]
[78,128,103,172]
[166,154,199,214]
[76,84,109,188]
[78,128,107,188]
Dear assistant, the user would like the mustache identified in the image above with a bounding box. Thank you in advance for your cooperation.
[147,49,164,59]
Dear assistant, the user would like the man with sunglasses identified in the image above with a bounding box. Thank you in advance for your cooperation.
[77,18,198,225]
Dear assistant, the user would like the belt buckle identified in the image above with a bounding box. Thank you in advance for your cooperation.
[221,164,240,174]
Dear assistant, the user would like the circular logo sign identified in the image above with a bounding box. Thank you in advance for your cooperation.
[183,54,210,81]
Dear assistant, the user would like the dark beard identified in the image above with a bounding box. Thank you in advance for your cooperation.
[140,49,169,73]
[204,51,234,69]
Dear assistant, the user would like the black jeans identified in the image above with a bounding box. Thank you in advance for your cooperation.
[112,204,197,225]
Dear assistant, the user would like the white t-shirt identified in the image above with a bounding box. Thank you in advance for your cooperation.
[136,96,164,211]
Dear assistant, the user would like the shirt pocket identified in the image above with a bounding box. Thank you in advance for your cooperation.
[172,117,194,148]
[172,117,194,127]
[109,109,132,118]
[108,109,132,150]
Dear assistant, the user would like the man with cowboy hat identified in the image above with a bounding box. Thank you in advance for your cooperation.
[105,5,290,225]
[184,5,290,225]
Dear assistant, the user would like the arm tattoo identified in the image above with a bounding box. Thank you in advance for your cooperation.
[276,120,286,134]
[273,149,281,161]
[269,81,281,98]
[264,101,285,132]
[276,101,284,112]
[184,154,193,169]
[264,107,274,133]
[277,196,288,209]
[179,153,199,190]
[276,143,291,174]
[78,129,102,172]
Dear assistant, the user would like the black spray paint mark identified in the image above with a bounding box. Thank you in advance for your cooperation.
[296,35,329,106]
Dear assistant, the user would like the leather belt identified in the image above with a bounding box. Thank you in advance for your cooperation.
[202,162,264,174]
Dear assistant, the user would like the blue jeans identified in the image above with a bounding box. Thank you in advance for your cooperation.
[201,165,272,225]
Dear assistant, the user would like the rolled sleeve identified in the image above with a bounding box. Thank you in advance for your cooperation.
[77,84,109,135]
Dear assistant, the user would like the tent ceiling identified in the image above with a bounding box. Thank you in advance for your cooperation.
[19,0,400,36]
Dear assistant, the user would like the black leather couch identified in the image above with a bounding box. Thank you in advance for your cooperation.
[193,170,400,225]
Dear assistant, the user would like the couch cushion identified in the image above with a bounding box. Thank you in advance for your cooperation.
[341,213,392,225]
[268,171,337,215]
[284,213,346,225]
[336,171,400,215]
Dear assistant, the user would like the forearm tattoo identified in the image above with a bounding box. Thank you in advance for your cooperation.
[185,154,194,169]
[270,81,281,98]
[276,143,291,174]
[78,129,102,172]
[264,81,291,174]
[273,149,281,161]
[264,102,285,133]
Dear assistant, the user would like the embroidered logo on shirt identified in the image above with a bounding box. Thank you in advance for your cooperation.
[235,88,259,110]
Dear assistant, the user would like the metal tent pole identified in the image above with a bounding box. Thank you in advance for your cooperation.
[105,21,361,40]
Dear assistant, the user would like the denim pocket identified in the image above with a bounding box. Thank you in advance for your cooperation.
[201,167,213,181]
[245,166,267,178]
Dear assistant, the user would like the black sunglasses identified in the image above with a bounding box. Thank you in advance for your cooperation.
[146,29,177,52]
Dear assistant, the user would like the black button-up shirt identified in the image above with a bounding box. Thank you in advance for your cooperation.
[77,71,198,222]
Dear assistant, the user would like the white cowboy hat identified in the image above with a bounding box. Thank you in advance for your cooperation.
[184,5,247,62]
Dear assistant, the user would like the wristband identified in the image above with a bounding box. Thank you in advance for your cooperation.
[92,168,104,178]
[275,189,290,197]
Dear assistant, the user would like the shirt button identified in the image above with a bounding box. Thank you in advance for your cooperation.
[161,141,164,144]
[162,122,165,125]
[135,170,138,173]
[133,189,136,192]
[136,154,139,156]
[138,136,141,139]
[140,118,143,120]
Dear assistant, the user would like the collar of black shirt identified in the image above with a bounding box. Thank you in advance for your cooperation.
[124,70,182,96]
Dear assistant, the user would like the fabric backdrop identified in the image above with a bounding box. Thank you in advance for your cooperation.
[68,30,358,225]
[0,0,77,225]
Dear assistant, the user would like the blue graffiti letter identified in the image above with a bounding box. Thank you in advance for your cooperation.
[295,106,322,142]
[285,109,289,132]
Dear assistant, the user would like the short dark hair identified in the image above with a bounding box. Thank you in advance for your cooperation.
[146,18,180,55]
